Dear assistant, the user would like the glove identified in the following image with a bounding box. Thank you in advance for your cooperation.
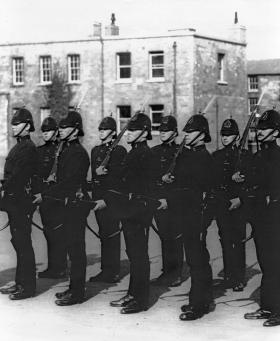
[232,171,245,183]
[94,199,107,211]
[157,198,168,210]
[228,197,241,211]
[96,166,108,176]
[162,173,174,184]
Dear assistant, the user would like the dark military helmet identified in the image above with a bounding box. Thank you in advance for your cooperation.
[220,119,239,136]
[41,116,58,132]
[183,114,211,143]
[127,111,152,140]
[59,110,84,136]
[98,116,117,131]
[11,108,35,132]
[159,115,178,133]
[256,109,280,131]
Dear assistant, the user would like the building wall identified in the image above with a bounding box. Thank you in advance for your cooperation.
[193,36,247,151]
[0,30,247,154]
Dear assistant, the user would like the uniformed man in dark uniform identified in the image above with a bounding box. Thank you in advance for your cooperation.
[244,109,280,327]
[89,116,127,283]
[34,110,90,306]
[109,112,154,314]
[36,117,67,279]
[150,115,183,287]
[212,119,247,291]
[164,114,214,321]
[0,108,37,300]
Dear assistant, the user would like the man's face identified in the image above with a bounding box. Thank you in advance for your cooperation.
[99,129,113,142]
[160,131,175,142]
[184,131,204,146]
[257,128,278,142]
[12,123,28,137]
[59,127,74,140]
[42,130,56,142]
[126,129,144,144]
[221,134,237,146]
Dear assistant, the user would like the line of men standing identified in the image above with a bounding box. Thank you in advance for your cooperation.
[0,107,280,327]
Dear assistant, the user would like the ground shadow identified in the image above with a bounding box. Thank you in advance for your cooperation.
[84,258,130,302]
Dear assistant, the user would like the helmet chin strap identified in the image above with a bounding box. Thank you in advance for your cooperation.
[131,128,146,145]
[15,123,28,138]
[162,131,177,144]
[61,127,77,141]
[100,130,115,142]
[185,131,203,147]
[258,129,277,144]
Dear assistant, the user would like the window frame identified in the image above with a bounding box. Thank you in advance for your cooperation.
[39,56,52,84]
[149,104,164,133]
[217,52,226,83]
[116,52,132,82]
[248,75,259,92]
[68,54,81,83]
[12,57,24,86]
[248,97,258,114]
[117,105,132,132]
[149,51,165,81]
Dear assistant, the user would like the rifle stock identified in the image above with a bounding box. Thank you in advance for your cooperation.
[46,141,64,183]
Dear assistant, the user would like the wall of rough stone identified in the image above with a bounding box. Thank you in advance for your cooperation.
[193,36,247,151]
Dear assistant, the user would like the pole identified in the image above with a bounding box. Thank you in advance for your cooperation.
[172,42,177,116]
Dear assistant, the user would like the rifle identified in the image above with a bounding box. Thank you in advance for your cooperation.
[99,122,129,169]
[161,136,186,182]
[46,141,64,183]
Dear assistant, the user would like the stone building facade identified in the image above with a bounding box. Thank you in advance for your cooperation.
[247,59,280,114]
[0,21,247,155]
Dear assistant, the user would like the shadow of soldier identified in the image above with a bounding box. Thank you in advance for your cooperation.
[84,257,130,302]
[149,262,191,308]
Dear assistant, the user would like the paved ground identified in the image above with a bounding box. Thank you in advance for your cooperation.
[0,210,280,341]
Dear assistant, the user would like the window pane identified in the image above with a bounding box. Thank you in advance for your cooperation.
[152,68,164,78]
[119,53,131,66]
[152,55,164,65]
[120,67,131,78]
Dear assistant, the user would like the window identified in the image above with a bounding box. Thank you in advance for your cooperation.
[248,98,258,114]
[149,51,164,79]
[116,53,131,80]
[68,54,80,82]
[217,53,225,82]
[12,57,24,85]
[40,56,52,84]
[117,105,131,131]
[149,105,164,131]
[248,76,258,91]
[40,107,51,123]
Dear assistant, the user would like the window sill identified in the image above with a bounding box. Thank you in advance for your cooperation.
[37,82,52,86]
[217,81,228,86]
[67,81,81,85]
[12,83,24,87]
[115,79,132,84]
[146,78,165,83]
[248,89,258,92]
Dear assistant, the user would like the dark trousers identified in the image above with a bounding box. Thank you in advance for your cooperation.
[216,201,246,284]
[63,207,87,298]
[249,199,280,313]
[154,208,183,277]
[122,218,150,308]
[180,203,213,308]
[39,202,67,273]
[95,208,121,276]
[8,208,36,293]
